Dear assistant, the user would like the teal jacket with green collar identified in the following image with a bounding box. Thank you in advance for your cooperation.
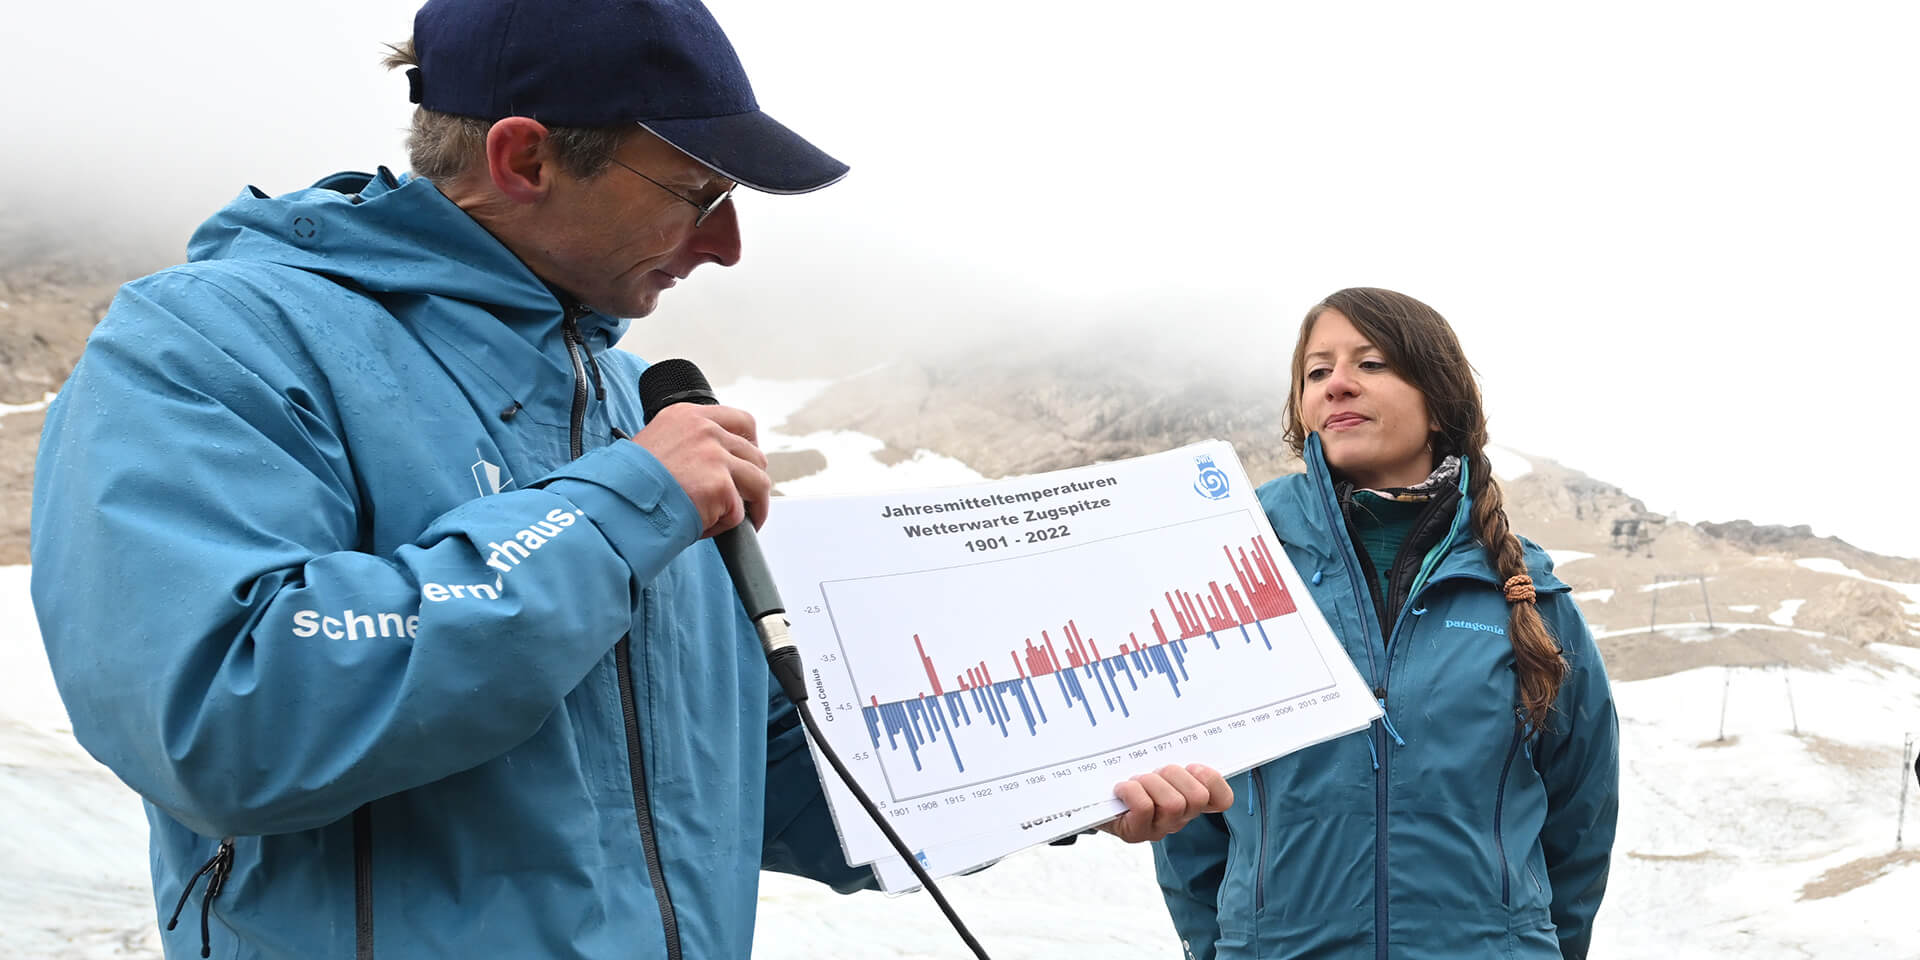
[1153,436,1618,959]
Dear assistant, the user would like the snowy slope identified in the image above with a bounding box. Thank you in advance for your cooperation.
[1599,659,1920,958]
[735,375,987,496]
[7,379,1920,959]
[754,661,1920,959]
[0,566,161,959]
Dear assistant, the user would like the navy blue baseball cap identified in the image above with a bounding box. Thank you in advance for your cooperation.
[409,0,847,194]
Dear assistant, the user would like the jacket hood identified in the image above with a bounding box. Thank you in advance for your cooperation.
[1258,434,1570,593]
[185,168,632,346]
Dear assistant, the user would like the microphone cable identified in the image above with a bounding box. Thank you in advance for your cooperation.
[637,360,992,960]
[783,656,992,960]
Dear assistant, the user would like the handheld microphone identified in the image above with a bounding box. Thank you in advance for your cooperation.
[634,359,991,959]
[637,359,807,707]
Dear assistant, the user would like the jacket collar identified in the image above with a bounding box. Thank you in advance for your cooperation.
[186,169,631,415]
[1257,435,1570,594]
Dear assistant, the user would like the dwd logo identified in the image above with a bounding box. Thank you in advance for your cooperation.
[1193,454,1231,501]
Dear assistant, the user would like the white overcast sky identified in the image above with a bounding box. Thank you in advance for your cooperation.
[7,1,1918,559]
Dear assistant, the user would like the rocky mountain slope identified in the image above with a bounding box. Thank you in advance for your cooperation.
[770,338,1919,683]
[5,243,1915,682]
[5,238,1917,960]
[0,208,162,564]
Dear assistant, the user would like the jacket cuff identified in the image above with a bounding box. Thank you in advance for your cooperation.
[535,443,702,573]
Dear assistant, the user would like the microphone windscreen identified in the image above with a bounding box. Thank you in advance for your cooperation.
[639,358,718,422]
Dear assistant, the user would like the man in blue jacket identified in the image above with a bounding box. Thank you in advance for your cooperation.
[30,1,1229,957]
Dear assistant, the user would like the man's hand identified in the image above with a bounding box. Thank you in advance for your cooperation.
[631,403,769,539]
[1099,763,1233,844]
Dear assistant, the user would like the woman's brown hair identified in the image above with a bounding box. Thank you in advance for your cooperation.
[1283,287,1567,730]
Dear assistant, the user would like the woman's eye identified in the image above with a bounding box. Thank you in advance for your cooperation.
[1305,368,1330,381]
[1359,359,1388,372]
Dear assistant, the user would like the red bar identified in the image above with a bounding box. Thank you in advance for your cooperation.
[1204,582,1237,630]
[1167,591,1198,637]
[1228,583,1255,625]
[1023,637,1055,677]
[915,634,944,697]
[1063,621,1084,667]
[1178,591,1207,638]
[886,538,1297,710]
[1228,544,1258,619]
[1241,537,1296,617]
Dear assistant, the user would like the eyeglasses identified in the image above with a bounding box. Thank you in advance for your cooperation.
[606,156,736,228]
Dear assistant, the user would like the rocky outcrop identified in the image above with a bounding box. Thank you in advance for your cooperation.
[1696,520,1920,583]
[0,265,123,406]
[783,337,1302,485]
[1795,578,1917,648]
[776,346,1917,678]
[3,233,1915,673]
[0,203,162,405]
[0,210,156,565]
[0,412,42,565]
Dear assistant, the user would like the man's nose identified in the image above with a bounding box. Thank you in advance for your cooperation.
[688,198,743,268]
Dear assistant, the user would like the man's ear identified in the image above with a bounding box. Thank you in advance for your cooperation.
[484,117,555,204]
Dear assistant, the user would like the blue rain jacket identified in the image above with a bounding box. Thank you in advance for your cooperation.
[31,169,869,960]
[1153,437,1617,959]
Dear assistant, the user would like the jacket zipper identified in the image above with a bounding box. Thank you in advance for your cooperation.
[164,836,236,959]
[1494,717,1523,908]
[563,316,682,960]
[1307,446,1536,953]
[562,319,591,460]
[1309,444,1473,960]
[354,805,374,960]
[1309,467,1392,960]
[1363,546,1466,959]
[1251,767,1270,911]
[617,633,681,959]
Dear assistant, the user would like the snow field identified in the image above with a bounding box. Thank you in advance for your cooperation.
[6,381,1919,958]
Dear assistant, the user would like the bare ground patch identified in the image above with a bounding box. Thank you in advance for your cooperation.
[871,445,917,467]
[767,449,828,485]
[1598,627,1864,683]
[1794,733,1897,774]
[1797,848,1920,901]
[1627,849,1720,862]
[0,408,43,565]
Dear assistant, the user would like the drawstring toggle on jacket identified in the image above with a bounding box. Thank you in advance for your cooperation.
[165,836,235,959]
[1377,700,1407,748]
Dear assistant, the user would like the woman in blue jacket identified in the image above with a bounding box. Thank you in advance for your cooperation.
[1154,288,1619,959]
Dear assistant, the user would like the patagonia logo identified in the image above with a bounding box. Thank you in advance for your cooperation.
[1445,619,1506,636]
